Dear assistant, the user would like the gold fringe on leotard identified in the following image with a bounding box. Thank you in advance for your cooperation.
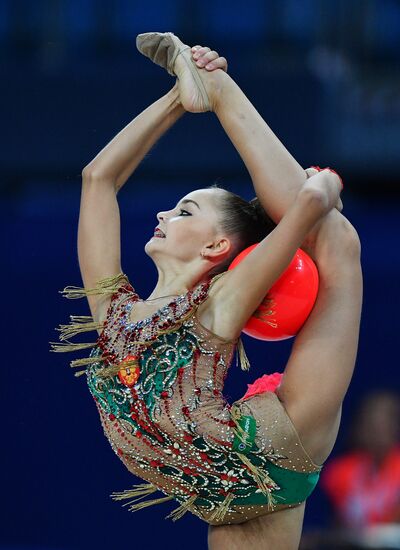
[120,494,174,512]
[55,315,104,340]
[49,315,102,354]
[237,337,251,371]
[49,338,108,375]
[236,453,279,510]
[51,269,248,382]
[70,355,108,368]
[59,272,129,299]
[208,493,235,523]
[72,369,88,377]
[49,340,98,353]
[230,403,251,446]
[165,494,198,521]
[110,483,173,512]
[230,404,280,510]
[110,482,158,504]
[111,483,197,519]
[50,272,129,376]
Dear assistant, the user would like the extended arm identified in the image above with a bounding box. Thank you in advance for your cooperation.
[82,83,184,191]
[202,65,308,224]
[214,72,306,223]
[78,48,228,321]
[79,84,184,321]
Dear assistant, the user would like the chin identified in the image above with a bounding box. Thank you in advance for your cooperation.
[144,237,164,256]
[144,239,155,254]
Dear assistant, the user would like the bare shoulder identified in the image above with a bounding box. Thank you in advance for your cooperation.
[196,272,243,342]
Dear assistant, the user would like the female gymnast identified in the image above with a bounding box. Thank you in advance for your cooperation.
[52,32,363,549]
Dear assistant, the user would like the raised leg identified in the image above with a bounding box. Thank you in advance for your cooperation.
[276,209,363,465]
[208,210,362,549]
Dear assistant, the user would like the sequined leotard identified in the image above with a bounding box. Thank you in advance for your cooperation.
[51,272,323,525]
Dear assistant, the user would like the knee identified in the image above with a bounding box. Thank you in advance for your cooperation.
[313,210,362,261]
[336,216,361,258]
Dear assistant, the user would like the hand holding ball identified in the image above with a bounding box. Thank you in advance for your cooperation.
[228,244,319,341]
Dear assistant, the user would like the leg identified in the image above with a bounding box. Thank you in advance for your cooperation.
[276,209,363,465]
[208,502,306,550]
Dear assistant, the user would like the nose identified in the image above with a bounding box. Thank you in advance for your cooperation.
[157,205,175,223]
[157,211,166,223]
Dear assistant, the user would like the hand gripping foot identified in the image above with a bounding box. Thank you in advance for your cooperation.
[136,31,210,111]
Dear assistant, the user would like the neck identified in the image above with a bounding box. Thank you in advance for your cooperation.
[146,265,210,301]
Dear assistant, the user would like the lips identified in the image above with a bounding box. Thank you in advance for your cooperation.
[154,227,165,238]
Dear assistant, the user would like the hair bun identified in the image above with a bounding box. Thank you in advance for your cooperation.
[249,197,276,236]
[249,196,262,215]
[249,197,276,240]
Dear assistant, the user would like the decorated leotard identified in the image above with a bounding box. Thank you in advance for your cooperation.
[50,271,323,525]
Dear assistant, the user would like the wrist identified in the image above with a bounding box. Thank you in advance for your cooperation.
[211,71,233,113]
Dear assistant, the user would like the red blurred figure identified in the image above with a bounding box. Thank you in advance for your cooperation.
[321,390,400,529]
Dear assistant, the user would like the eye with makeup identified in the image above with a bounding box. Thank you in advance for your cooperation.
[178,209,191,216]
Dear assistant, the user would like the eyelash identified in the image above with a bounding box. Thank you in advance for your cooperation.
[179,209,191,216]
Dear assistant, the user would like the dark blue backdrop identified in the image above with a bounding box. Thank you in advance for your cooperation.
[3,1,400,549]
[4,184,399,550]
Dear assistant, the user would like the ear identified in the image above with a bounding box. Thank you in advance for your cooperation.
[202,236,232,261]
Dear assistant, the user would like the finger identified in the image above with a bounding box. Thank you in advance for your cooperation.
[305,167,319,179]
[335,197,344,212]
[205,56,228,72]
[192,46,211,59]
[195,50,219,67]
[324,168,344,192]
[191,46,203,59]
[326,167,344,190]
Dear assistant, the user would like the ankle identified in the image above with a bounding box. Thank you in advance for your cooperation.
[167,82,185,111]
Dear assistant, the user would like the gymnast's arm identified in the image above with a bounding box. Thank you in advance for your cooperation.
[209,68,308,225]
[77,49,228,323]
[78,83,185,322]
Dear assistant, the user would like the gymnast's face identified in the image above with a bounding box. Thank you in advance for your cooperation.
[145,188,230,266]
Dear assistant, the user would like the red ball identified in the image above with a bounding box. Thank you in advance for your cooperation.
[228,244,319,341]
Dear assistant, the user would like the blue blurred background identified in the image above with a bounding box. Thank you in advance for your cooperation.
[3,1,400,549]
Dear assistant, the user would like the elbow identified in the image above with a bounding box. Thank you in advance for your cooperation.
[81,165,102,182]
[298,186,329,210]
[81,165,116,187]
[297,186,331,223]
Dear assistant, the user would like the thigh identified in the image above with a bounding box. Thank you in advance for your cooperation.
[208,502,305,550]
[276,231,363,464]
